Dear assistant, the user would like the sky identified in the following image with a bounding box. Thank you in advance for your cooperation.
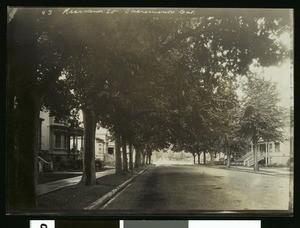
[236,28,293,109]
[266,30,293,108]
[236,60,293,109]
[263,61,293,108]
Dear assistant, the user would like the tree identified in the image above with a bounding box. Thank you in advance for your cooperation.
[7,8,64,210]
[42,77,81,125]
[239,73,285,171]
[121,135,129,172]
[114,132,122,174]
[163,11,290,165]
[59,13,128,183]
[95,14,179,170]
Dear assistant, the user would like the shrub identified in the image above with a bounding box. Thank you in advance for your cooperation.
[54,157,103,171]
[95,159,103,171]
[57,159,69,171]
[71,159,83,170]
[287,158,294,167]
[268,163,287,168]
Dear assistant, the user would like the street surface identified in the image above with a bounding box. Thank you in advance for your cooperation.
[101,165,292,213]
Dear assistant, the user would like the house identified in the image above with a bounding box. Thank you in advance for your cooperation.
[239,139,291,167]
[38,111,116,171]
[95,127,115,165]
[238,107,293,167]
[38,111,84,171]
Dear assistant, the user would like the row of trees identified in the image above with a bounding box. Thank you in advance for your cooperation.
[7,8,290,210]
[183,71,287,170]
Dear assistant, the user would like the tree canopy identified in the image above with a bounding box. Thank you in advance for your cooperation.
[238,72,286,170]
[7,7,292,209]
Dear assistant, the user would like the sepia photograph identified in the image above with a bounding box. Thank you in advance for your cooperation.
[6,7,293,216]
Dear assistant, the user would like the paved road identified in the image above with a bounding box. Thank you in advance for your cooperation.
[101,165,292,213]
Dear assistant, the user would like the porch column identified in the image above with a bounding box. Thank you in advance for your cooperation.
[75,136,78,150]
[81,136,84,151]
[265,142,268,166]
[72,136,75,150]
[67,135,70,153]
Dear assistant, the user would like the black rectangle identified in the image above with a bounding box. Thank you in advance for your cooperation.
[56,220,119,228]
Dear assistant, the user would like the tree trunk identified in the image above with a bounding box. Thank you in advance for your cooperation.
[149,151,152,165]
[7,41,16,210]
[146,149,152,164]
[193,153,196,164]
[227,148,231,168]
[253,141,259,171]
[7,8,43,211]
[141,146,145,165]
[197,152,200,164]
[145,151,149,164]
[115,132,122,174]
[134,144,141,168]
[203,151,206,165]
[265,141,269,167]
[122,135,128,172]
[8,94,40,211]
[129,142,133,172]
[210,151,215,165]
[253,128,259,171]
[81,108,97,185]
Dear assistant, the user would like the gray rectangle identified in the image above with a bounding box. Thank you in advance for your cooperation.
[124,220,188,228]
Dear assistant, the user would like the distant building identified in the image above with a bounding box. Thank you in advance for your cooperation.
[199,151,226,164]
[95,127,115,165]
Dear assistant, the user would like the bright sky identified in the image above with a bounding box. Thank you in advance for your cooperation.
[263,61,293,108]
[236,60,293,109]
[237,29,293,109]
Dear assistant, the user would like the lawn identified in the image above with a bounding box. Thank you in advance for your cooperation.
[38,172,82,184]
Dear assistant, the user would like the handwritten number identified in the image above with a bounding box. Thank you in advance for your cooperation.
[42,10,52,16]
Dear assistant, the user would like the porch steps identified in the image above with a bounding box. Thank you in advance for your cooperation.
[236,152,265,167]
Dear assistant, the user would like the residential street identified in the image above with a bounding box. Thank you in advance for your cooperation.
[7,8,293,217]
[100,165,292,213]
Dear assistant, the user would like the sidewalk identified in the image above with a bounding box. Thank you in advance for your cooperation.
[37,168,115,196]
[37,165,150,211]
[217,165,292,176]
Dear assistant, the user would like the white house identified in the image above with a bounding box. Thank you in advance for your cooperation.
[95,127,115,165]
[240,108,293,167]
[38,110,84,171]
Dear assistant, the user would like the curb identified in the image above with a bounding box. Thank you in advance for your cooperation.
[84,166,150,210]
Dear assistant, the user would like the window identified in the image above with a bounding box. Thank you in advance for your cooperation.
[269,143,273,152]
[259,144,265,152]
[55,133,61,148]
[64,135,68,149]
[275,142,280,152]
[108,147,114,155]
